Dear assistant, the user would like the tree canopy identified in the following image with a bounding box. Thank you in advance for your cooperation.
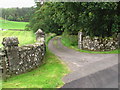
[27,2,119,37]
[1,7,35,22]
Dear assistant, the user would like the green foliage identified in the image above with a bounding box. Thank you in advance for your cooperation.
[61,31,78,46]
[1,7,35,22]
[7,15,14,21]
[78,2,119,37]
[45,33,56,45]
[27,2,119,37]
[27,2,64,35]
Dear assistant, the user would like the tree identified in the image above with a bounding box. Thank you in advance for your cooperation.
[1,7,35,22]
[7,15,14,20]
[27,2,119,37]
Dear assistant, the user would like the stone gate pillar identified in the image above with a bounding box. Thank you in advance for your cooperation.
[78,31,83,49]
[35,29,46,55]
[35,29,45,44]
[0,49,6,81]
[118,33,120,48]
[2,37,19,75]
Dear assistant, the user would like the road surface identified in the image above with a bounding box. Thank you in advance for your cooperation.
[48,37,118,88]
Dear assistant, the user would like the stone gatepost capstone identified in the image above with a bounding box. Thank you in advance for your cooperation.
[2,37,19,75]
[78,31,83,49]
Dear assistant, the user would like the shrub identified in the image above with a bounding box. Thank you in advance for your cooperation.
[62,31,78,46]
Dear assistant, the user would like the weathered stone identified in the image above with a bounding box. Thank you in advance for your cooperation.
[78,32,119,51]
[78,31,83,49]
[2,37,19,47]
[35,29,45,43]
[1,29,46,80]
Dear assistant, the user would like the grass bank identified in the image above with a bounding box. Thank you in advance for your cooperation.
[61,33,120,54]
[2,33,69,88]
[0,18,28,29]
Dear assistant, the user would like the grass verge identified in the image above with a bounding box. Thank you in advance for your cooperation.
[2,34,69,88]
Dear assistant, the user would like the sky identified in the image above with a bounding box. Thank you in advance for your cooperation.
[0,0,36,8]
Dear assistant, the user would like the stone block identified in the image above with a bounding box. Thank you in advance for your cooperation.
[2,37,19,46]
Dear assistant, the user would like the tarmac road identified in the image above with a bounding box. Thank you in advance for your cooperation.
[48,37,118,88]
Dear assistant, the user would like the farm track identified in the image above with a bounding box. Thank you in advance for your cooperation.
[48,37,118,88]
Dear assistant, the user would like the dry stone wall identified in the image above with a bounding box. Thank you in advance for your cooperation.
[0,29,46,80]
[78,32,119,51]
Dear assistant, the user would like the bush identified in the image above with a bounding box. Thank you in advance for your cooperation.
[61,31,78,46]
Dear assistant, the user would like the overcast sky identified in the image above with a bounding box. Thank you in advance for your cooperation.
[0,0,36,8]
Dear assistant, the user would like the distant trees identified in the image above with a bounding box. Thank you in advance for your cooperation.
[1,7,35,22]
[27,2,119,37]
